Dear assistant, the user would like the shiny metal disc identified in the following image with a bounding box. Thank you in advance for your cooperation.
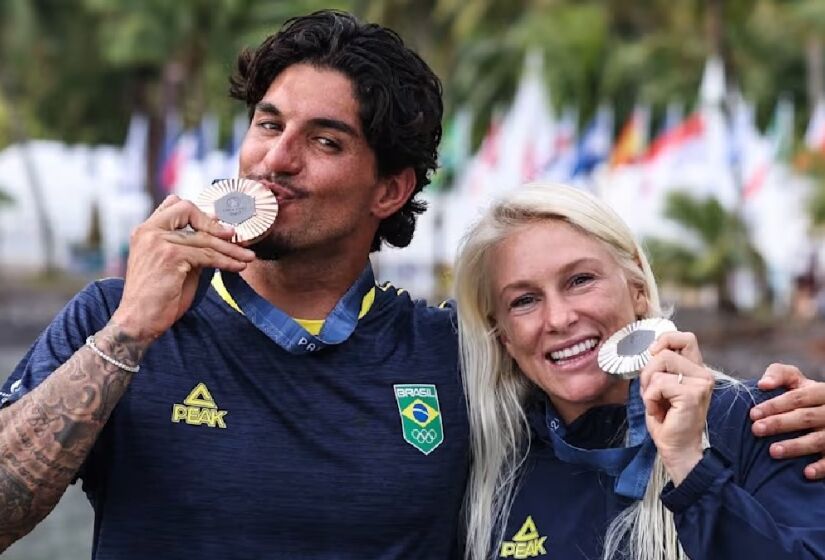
[196,178,278,245]
[597,318,677,378]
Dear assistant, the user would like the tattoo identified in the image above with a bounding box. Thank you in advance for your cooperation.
[0,465,33,524]
[0,322,147,550]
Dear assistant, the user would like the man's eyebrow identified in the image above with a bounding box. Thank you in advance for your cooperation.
[309,118,359,138]
[254,102,279,115]
[253,102,360,138]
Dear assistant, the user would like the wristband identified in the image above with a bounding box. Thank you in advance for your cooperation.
[85,335,141,374]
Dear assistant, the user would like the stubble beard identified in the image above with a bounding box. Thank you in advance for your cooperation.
[249,231,296,261]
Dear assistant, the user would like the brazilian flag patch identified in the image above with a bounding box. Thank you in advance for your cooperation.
[393,384,444,455]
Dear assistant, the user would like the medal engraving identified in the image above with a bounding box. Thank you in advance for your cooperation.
[215,192,255,225]
[616,330,656,356]
[598,318,677,378]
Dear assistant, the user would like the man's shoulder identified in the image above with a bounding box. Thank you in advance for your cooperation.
[43,277,124,328]
[363,286,458,359]
[706,378,775,452]
[78,277,124,304]
[373,282,454,312]
[708,378,759,419]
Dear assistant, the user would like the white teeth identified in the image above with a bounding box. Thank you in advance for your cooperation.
[550,338,598,361]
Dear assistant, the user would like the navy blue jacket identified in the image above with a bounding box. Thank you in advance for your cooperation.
[500,383,825,559]
[2,278,469,559]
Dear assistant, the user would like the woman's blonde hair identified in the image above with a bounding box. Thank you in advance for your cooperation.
[455,182,687,560]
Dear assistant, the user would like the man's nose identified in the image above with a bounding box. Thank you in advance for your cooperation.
[262,131,302,174]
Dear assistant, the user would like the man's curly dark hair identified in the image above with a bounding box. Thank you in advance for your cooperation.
[229,10,443,251]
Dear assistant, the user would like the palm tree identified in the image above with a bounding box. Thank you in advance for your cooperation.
[645,191,767,312]
[0,0,56,275]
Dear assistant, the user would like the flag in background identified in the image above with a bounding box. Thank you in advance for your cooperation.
[659,101,684,136]
[540,106,578,181]
[571,105,613,177]
[158,111,197,194]
[118,113,148,195]
[490,50,555,193]
[453,112,502,200]
[431,107,472,191]
[195,113,220,160]
[231,113,249,154]
[223,113,248,179]
[158,111,181,192]
[729,96,774,200]
[697,55,738,208]
[609,105,649,167]
[768,95,794,162]
[644,115,702,164]
[641,112,705,189]
[804,98,825,154]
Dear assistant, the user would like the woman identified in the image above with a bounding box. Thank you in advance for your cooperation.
[454,182,825,560]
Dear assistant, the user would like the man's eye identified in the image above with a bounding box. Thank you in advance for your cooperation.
[257,121,280,131]
[316,137,341,150]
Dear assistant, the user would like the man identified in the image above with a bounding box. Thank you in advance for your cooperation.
[0,9,824,559]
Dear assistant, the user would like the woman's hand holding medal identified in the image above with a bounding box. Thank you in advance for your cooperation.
[639,330,714,485]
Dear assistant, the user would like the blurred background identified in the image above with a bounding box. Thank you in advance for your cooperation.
[4,0,825,557]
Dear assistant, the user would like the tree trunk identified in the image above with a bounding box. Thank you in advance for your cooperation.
[807,36,824,105]
[0,76,57,276]
[717,273,738,314]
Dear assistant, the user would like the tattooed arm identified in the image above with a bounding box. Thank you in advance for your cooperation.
[0,196,255,551]
[0,322,145,551]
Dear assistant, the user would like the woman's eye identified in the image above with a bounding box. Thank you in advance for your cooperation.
[570,273,594,287]
[509,294,536,309]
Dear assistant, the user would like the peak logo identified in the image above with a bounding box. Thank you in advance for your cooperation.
[500,516,547,559]
[171,383,228,429]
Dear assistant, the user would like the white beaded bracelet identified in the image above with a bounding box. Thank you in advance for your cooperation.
[85,335,141,374]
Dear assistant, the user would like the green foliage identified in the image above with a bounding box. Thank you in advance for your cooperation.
[802,152,825,228]
[645,191,767,311]
[0,0,822,154]
[0,187,13,207]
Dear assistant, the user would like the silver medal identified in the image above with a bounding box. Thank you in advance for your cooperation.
[597,318,677,378]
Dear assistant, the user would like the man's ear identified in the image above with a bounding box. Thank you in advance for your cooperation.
[372,167,416,219]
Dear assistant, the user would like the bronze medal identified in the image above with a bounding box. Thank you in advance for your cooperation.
[196,178,278,245]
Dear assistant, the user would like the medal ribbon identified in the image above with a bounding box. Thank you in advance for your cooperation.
[219,263,376,354]
[544,378,657,500]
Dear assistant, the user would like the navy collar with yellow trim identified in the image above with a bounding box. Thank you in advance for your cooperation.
[210,263,377,354]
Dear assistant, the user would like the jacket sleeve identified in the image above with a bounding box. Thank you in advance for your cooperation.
[660,386,825,560]
[1,281,116,408]
[0,280,120,490]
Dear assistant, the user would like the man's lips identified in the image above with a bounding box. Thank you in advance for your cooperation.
[244,175,307,203]
[258,181,302,203]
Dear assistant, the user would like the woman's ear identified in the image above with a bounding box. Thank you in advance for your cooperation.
[489,315,510,346]
[631,283,648,318]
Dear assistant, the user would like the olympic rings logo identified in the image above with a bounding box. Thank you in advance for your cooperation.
[411,428,438,444]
